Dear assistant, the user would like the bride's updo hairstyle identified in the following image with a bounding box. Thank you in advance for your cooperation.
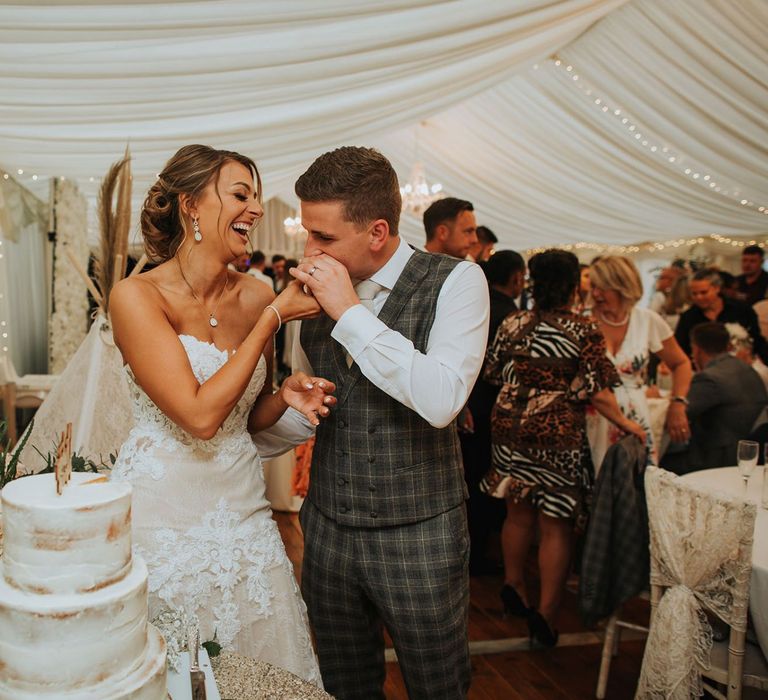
[141,144,260,262]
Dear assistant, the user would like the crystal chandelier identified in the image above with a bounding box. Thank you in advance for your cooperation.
[283,216,306,237]
[399,161,444,216]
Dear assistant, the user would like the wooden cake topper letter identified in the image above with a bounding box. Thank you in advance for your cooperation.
[54,422,73,495]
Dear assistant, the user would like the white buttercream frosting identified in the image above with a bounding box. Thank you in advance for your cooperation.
[0,472,167,699]
[0,557,149,691]
[1,472,132,594]
[0,621,167,700]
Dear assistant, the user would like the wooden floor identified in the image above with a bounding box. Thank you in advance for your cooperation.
[273,511,648,700]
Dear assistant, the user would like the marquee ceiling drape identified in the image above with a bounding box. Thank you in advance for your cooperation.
[0,0,766,251]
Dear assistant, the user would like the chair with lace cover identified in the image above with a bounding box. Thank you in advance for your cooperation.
[637,467,768,700]
[0,353,58,445]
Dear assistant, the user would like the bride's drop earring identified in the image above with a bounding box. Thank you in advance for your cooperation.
[193,217,202,242]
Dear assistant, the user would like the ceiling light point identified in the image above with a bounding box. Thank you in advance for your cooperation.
[399,162,444,216]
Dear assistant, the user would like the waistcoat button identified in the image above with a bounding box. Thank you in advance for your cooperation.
[370,511,378,518]
[337,477,346,486]
[368,456,376,463]
[368,484,376,492]
[339,505,348,514]
[338,420,346,428]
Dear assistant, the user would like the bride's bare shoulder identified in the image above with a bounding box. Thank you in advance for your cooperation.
[110,266,176,325]
[111,263,174,302]
[233,269,275,313]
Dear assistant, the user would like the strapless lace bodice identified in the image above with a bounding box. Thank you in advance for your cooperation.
[116,335,267,480]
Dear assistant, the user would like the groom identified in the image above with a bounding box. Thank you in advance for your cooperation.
[289,146,489,699]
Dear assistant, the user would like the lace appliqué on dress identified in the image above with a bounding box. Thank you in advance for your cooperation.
[138,497,289,648]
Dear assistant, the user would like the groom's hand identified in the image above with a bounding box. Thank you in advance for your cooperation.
[290,253,359,321]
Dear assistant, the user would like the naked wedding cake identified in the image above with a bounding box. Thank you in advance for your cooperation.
[0,472,167,699]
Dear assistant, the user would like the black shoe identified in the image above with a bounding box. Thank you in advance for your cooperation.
[500,585,530,617]
[527,609,559,649]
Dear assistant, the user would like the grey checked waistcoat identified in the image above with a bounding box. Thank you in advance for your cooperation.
[300,248,468,527]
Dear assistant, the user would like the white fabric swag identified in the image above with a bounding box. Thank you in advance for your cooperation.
[0,0,766,251]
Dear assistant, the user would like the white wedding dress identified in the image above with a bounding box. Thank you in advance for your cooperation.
[111,334,322,686]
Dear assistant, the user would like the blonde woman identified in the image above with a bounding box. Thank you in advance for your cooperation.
[587,256,692,467]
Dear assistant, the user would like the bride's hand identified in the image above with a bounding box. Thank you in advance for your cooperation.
[279,371,337,426]
[271,281,322,323]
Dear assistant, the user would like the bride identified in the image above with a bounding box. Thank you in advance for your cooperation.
[109,145,331,685]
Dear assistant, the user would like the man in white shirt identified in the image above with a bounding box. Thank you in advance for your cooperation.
[246,250,273,289]
[286,146,488,699]
[423,197,478,259]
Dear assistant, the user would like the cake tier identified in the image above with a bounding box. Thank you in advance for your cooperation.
[1,472,132,594]
[0,557,152,694]
[0,624,167,700]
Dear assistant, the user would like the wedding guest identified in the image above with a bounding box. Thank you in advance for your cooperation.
[648,266,683,314]
[423,197,478,259]
[587,256,691,466]
[573,263,592,315]
[675,267,768,363]
[736,244,768,305]
[662,322,768,473]
[232,252,250,273]
[271,254,287,291]
[109,144,335,683]
[246,249,273,288]
[462,249,525,575]
[468,224,497,262]
[480,249,644,648]
[275,258,299,378]
[659,272,690,330]
[725,321,768,393]
[718,270,742,301]
[289,146,489,698]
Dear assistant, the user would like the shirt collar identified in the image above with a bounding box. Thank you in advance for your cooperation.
[366,237,414,291]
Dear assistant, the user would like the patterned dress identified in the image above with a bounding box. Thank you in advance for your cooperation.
[480,309,618,519]
[585,306,672,468]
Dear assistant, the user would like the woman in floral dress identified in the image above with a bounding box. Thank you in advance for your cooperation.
[586,256,692,468]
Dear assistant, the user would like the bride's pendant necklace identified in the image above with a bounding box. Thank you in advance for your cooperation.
[176,257,228,328]
[598,310,629,327]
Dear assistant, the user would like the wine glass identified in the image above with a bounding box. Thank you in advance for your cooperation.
[737,440,759,489]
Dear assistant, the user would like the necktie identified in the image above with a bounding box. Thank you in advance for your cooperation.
[346,279,383,367]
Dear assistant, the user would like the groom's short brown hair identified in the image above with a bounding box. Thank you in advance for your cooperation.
[295,146,401,236]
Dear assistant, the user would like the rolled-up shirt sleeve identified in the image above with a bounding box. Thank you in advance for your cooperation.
[331,261,489,428]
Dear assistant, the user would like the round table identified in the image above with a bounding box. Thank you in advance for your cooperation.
[681,466,768,660]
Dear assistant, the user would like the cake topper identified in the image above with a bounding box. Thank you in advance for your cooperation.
[54,422,73,495]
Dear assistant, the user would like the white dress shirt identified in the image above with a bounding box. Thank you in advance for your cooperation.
[254,238,489,456]
[247,268,274,290]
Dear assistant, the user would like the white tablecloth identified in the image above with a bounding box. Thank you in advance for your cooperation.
[681,466,768,660]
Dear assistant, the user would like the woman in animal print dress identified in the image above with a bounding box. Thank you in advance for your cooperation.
[480,249,644,648]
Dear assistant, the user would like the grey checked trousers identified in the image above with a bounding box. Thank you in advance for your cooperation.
[300,500,471,699]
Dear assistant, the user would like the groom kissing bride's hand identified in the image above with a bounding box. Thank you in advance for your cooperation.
[277,146,489,699]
